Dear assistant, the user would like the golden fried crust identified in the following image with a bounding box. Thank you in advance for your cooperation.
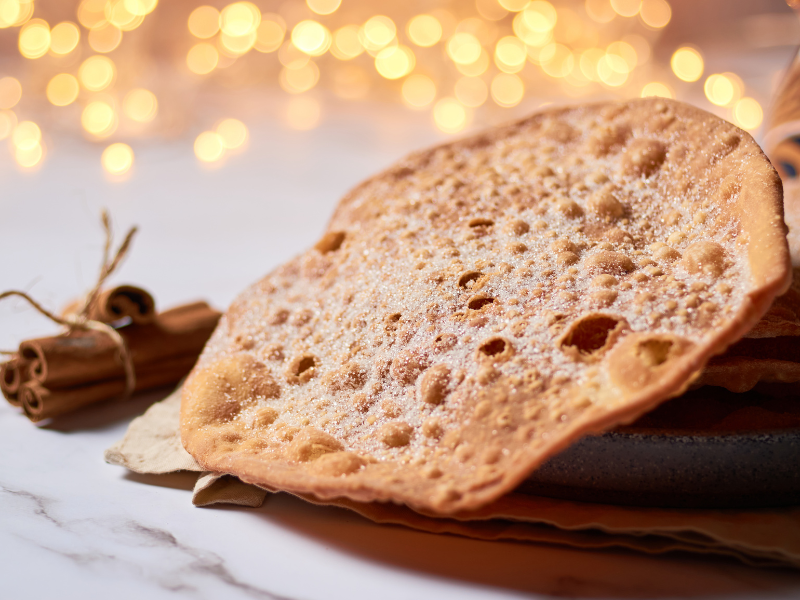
[181,98,790,514]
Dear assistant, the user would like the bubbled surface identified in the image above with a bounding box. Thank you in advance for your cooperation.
[181,98,790,514]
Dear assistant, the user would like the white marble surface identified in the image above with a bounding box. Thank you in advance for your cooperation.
[4,95,800,599]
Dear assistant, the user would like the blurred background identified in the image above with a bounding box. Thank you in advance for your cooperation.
[1,0,798,349]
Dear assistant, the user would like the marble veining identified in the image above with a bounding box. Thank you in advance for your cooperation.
[2,483,296,600]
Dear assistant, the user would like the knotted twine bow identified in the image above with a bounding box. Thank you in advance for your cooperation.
[1,211,139,399]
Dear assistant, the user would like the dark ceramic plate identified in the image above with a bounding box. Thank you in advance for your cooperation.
[520,388,800,508]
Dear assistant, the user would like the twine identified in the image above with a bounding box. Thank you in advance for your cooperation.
[0,210,139,398]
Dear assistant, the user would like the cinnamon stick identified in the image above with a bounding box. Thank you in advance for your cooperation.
[61,285,156,324]
[1,357,28,407]
[19,353,201,421]
[21,301,220,389]
[90,285,157,324]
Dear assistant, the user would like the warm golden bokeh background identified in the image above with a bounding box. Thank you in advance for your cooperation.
[0,0,795,177]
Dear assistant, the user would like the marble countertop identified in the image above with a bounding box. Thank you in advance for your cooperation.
[4,96,800,599]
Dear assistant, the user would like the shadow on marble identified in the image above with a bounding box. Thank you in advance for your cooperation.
[210,493,800,599]
[123,471,198,491]
[39,386,174,432]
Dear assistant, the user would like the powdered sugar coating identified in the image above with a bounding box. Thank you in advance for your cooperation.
[181,99,789,514]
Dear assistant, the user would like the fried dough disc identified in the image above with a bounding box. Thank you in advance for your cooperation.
[181,98,790,514]
[694,268,800,393]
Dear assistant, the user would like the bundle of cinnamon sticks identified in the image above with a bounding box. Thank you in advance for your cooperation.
[1,285,220,422]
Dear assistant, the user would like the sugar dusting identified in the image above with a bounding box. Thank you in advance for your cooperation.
[181,98,788,513]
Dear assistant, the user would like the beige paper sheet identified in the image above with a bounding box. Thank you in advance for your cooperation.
[105,388,800,568]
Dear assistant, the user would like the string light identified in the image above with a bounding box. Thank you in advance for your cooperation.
[671,46,704,82]
[81,100,117,137]
[216,118,248,149]
[12,120,40,149]
[610,0,641,18]
[255,15,285,53]
[46,73,80,106]
[187,42,219,74]
[734,98,763,130]
[433,97,468,133]
[375,45,415,80]
[188,6,219,38]
[292,20,330,56]
[88,21,122,53]
[641,81,673,98]
[102,142,133,175]
[123,88,157,122]
[49,21,80,54]
[402,74,436,108]
[0,110,17,139]
[0,0,763,174]
[194,130,225,162]
[306,0,340,16]
[331,25,362,59]
[407,15,442,47]
[640,0,671,28]
[491,73,524,106]
[0,76,22,109]
[79,55,116,91]
[19,18,50,59]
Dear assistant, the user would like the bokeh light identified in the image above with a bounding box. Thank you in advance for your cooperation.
[46,74,80,106]
[292,20,331,56]
[704,74,736,107]
[0,110,17,139]
[79,55,116,91]
[585,0,616,23]
[216,118,248,149]
[102,142,133,175]
[375,45,415,80]
[12,120,40,150]
[187,42,219,74]
[433,97,468,133]
[640,0,671,28]
[447,32,482,65]
[19,19,50,59]
[188,6,219,39]
[81,100,117,137]
[307,0,341,16]
[498,0,530,11]
[361,15,396,52]
[734,98,763,131]
[123,88,157,122]
[456,48,490,76]
[279,61,320,93]
[491,73,524,106]
[610,0,641,18]
[641,81,673,98]
[49,22,80,55]
[88,21,122,53]
[402,74,436,108]
[407,15,442,47]
[220,2,260,37]
[476,0,508,21]
[331,25,362,59]
[0,76,22,109]
[671,46,704,82]
[194,130,225,162]
[0,0,33,29]
[15,142,43,169]
[255,15,285,53]
[495,36,526,73]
